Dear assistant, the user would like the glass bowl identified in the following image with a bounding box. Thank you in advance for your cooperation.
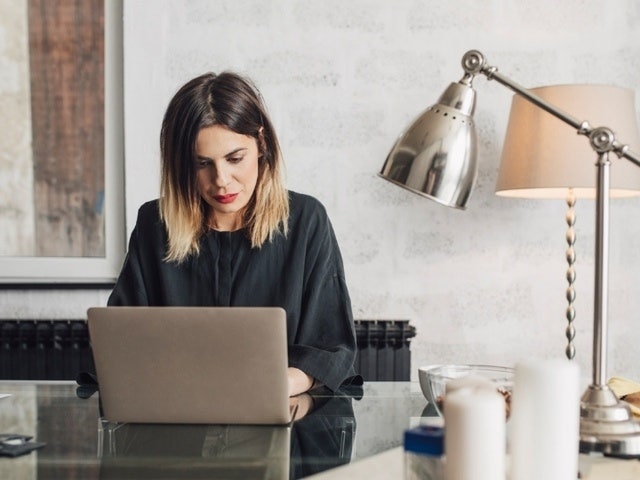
[418,364,514,417]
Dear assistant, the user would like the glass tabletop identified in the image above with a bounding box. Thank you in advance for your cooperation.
[0,381,430,479]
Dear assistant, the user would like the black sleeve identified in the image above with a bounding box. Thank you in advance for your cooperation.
[286,199,359,391]
[107,203,159,306]
[107,229,149,305]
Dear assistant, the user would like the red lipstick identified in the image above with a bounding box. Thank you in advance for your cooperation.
[214,193,238,204]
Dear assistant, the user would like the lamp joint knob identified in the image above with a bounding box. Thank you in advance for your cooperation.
[589,127,615,153]
[461,50,486,75]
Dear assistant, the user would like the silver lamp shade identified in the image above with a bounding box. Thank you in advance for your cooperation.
[379,81,478,209]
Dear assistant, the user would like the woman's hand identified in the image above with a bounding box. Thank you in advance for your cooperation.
[289,393,315,421]
[287,367,314,397]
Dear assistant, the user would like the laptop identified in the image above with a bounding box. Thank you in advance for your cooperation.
[87,306,293,425]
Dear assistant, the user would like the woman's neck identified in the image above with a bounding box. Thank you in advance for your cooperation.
[207,212,244,232]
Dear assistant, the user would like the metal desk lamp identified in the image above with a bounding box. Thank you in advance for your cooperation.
[379,49,640,457]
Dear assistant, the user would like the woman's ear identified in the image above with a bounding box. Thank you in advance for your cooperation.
[257,127,267,156]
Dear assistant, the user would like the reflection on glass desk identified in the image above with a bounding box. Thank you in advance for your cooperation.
[0,381,428,479]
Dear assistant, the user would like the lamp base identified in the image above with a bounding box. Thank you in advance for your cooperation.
[579,385,640,458]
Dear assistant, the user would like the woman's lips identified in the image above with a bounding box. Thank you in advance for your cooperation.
[213,193,239,204]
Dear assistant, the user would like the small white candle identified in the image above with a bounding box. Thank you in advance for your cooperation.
[444,386,506,480]
[509,359,580,480]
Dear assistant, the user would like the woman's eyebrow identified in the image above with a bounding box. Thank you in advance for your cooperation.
[196,147,247,161]
[224,147,247,158]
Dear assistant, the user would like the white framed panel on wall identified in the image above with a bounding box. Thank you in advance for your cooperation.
[0,0,124,285]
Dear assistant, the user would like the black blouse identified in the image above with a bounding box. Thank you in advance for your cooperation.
[108,191,358,391]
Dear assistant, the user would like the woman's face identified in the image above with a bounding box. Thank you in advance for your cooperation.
[195,125,260,231]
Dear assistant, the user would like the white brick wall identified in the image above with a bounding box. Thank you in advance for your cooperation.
[3,0,640,384]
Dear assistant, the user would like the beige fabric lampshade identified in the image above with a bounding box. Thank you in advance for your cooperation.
[496,84,640,198]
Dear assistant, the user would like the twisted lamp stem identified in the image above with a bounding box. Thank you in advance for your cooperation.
[565,189,577,360]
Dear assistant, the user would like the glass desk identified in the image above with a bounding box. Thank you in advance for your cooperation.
[0,381,429,479]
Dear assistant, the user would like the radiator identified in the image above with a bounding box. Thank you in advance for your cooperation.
[0,319,416,381]
[354,320,416,381]
[0,320,94,380]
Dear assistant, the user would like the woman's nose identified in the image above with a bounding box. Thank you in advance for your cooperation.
[212,165,231,186]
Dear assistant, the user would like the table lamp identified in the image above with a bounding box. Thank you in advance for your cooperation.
[496,84,640,361]
[379,49,640,457]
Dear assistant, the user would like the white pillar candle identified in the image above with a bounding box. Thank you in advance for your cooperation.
[444,387,506,480]
[509,359,580,480]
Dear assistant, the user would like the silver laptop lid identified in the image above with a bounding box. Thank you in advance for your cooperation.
[88,306,290,425]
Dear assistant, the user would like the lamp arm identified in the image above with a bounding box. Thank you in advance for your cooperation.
[460,50,640,168]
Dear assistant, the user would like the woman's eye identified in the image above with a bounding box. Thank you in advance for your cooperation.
[228,156,243,164]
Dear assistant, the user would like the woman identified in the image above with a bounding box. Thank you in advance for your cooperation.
[108,72,359,396]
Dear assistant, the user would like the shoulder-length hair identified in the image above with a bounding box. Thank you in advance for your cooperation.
[159,71,289,263]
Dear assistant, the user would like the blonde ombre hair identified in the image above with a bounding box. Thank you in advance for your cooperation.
[159,72,289,263]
